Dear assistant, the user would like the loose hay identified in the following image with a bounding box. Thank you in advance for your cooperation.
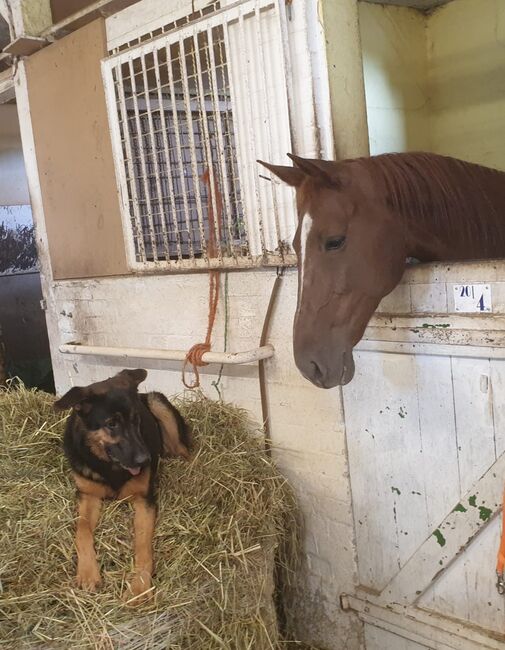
[0,385,300,649]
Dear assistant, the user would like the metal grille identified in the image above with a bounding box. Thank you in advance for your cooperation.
[103,0,296,271]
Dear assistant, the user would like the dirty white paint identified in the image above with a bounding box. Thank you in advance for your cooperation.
[103,0,297,270]
[359,3,429,154]
[364,624,430,650]
[16,2,367,649]
[45,270,361,649]
[16,0,505,648]
[428,0,505,170]
[342,259,505,647]
[360,0,505,170]
[0,104,30,206]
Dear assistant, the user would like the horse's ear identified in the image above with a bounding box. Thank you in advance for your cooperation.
[257,160,305,187]
[287,154,342,189]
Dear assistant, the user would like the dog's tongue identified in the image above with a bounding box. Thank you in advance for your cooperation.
[128,467,141,476]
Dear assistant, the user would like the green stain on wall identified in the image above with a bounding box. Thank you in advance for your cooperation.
[453,503,467,513]
[468,495,477,507]
[479,506,492,521]
[433,529,446,547]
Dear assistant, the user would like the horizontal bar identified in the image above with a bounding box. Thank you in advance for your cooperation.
[59,343,275,365]
[342,594,505,650]
[356,339,505,360]
[125,253,298,272]
[103,0,276,66]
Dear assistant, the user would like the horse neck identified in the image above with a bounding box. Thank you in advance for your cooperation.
[403,221,460,262]
[402,208,505,263]
[366,153,505,263]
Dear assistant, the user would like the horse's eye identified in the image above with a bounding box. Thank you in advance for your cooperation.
[325,236,346,251]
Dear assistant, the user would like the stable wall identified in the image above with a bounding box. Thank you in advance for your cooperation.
[428,0,505,169]
[358,3,429,155]
[0,104,30,205]
[48,269,361,648]
[359,0,505,168]
[16,5,369,648]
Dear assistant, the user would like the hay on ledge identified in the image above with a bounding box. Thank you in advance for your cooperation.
[0,384,300,649]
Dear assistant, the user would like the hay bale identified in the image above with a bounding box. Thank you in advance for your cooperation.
[0,384,299,649]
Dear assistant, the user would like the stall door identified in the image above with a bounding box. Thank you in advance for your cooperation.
[342,262,505,650]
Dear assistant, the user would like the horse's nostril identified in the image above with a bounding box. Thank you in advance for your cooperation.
[311,361,324,381]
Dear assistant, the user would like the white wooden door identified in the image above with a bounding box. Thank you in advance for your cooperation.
[341,262,505,650]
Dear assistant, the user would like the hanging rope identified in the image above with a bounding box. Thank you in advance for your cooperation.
[182,167,222,389]
[496,488,505,594]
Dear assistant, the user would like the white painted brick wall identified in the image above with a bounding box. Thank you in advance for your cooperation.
[45,267,363,649]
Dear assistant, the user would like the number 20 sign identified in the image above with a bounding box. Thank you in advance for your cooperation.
[453,284,492,313]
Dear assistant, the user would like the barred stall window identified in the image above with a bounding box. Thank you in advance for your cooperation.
[103,1,296,271]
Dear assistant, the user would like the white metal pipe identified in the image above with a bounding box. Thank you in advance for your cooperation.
[59,343,275,365]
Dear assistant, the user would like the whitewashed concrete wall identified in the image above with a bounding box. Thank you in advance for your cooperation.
[46,268,362,649]
[359,3,429,155]
[14,0,412,647]
[359,0,505,170]
[0,104,30,206]
[428,0,505,170]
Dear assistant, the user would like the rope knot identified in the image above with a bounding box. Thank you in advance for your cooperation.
[182,342,211,389]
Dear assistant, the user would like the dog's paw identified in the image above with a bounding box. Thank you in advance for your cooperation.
[124,572,153,605]
[76,563,101,592]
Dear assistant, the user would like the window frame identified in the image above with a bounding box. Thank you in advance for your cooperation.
[102,0,298,274]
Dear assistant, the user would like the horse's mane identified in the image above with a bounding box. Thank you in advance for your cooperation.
[347,152,505,248]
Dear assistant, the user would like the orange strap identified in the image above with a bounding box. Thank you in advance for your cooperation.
[496,488,505,593]
[182,167,222,390]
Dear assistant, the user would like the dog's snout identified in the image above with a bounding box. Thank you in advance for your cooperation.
[133,450,150,466]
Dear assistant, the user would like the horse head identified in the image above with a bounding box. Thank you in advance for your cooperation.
[258,154,407,388]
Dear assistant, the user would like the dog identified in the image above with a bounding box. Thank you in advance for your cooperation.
[54,368,190,601]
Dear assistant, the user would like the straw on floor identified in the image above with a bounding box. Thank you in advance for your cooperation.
[0,384,299,649]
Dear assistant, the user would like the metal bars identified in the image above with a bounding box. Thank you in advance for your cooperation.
[103,0,296,271]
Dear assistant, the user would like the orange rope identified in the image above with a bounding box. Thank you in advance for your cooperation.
[497,488,505,593]
[182,167,222,389]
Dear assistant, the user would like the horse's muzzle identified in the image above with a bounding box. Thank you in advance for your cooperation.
[297,348,355,389]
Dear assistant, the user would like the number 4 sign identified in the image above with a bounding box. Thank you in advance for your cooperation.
[453,284,492,313]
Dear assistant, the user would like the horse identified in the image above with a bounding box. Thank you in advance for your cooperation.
[258,152,505,388]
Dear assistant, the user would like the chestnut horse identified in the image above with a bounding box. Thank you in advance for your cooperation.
[258,152,505,388]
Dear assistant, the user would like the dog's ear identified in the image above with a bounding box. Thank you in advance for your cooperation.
[117,368,148,388]
[54,386,90,411]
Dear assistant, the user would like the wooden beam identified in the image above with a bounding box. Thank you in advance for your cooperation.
[3,35,48,56]
[42,0,140,39]
[343,595,505,650]
[2,0,140,58]
[374,451,505,605]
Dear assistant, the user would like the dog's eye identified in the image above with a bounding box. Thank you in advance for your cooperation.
[105,418,118,429]
[325,236,346,251]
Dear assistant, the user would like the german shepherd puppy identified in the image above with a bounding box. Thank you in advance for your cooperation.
[54,369,190,601]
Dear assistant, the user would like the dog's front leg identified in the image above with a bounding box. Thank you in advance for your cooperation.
[75,492,102,591]
[128,496,156,601]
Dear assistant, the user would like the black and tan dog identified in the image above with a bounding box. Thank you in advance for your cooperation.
[54,368,190,601]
